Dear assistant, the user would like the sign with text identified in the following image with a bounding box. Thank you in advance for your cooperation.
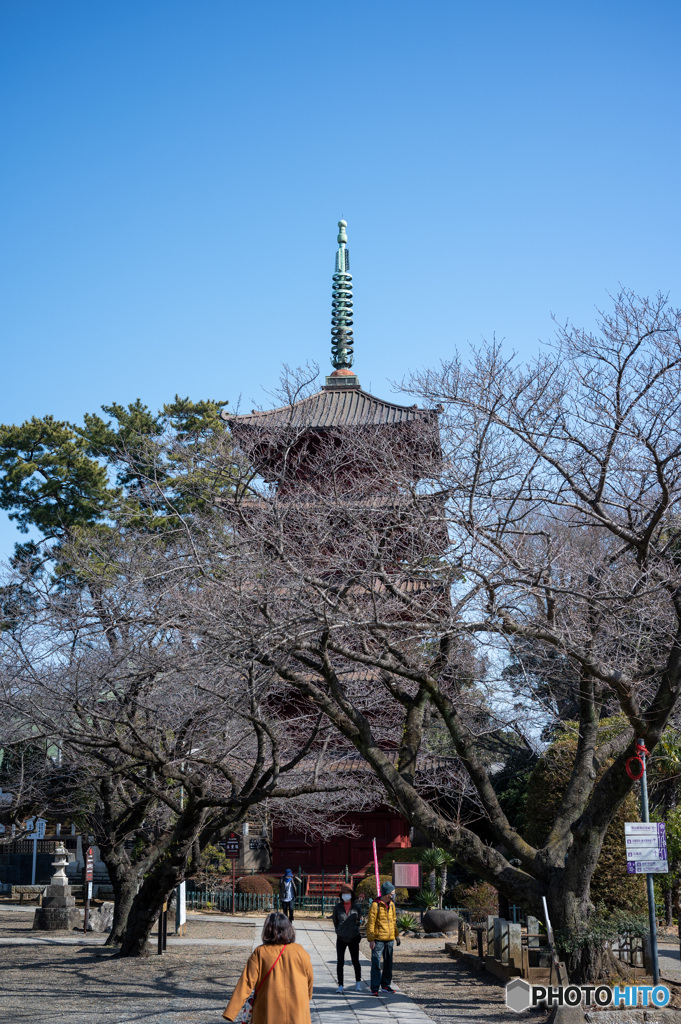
[25,818,46,838]
[625,822,668,874]
[85,847,95,882]
[392,862,422,888]
[225,833,240,856]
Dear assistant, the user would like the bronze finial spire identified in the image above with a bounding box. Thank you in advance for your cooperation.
[326,219,360,388]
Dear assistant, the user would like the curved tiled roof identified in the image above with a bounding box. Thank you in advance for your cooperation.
[224,387,439,430]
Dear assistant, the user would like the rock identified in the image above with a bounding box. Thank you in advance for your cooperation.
[86,902,114,933]
[422,909,459,936]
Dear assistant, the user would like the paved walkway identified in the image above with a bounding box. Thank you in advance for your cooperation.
[659,942,681,983]
[295,919,433,1024]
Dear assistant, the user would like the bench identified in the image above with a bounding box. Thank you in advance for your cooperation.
[10,885,45,904]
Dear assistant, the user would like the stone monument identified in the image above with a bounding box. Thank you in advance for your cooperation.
[33,842,81,931]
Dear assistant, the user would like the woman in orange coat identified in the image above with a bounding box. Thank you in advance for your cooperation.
[223,911,314,1024]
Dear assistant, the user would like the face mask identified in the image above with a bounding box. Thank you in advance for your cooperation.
[342,894,352,901]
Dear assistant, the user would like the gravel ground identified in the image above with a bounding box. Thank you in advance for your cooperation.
[361,935,550,1024]
[8,907,680,1023]
[0,909,253,1023]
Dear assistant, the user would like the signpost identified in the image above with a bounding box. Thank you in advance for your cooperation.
[84,846,94,933]
[225,833,240,914]
[157,901,168,954]
[625,739,662,986]
[625,822,668,875]
[27,817,47,885]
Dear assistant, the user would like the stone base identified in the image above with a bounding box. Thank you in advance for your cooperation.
[42,894,76,909]
[33,907,83,931]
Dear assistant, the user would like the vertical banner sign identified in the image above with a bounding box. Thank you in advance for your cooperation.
[372,838,381,897]
[29,818,46,885]
[225,833,240,915]
[175,881,187,933]
[84,846,94,934]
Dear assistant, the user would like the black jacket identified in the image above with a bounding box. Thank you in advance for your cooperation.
[332,900,362,941]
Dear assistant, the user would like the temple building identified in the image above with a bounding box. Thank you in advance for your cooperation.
[224,221,443,876]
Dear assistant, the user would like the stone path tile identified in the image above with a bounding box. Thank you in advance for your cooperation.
[294,919,435,1024]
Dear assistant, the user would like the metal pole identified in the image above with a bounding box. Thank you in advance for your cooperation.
[638,739,660,986]
[31,834,37,885]
[83,882,91,934]
[231,857,236,916]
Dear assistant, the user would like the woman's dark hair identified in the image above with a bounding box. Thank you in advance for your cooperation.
[261,911,295,945]
[338,886,354,899]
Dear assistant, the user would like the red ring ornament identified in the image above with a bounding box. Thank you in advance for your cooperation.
[626,755,645,780]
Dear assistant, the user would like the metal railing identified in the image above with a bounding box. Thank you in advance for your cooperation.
[185,890,525,922]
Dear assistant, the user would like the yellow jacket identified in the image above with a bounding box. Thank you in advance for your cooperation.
[366,898,397,942]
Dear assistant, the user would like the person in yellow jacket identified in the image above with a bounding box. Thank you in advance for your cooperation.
[366,880,399,995]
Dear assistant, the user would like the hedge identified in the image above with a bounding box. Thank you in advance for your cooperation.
[354,873,409,904]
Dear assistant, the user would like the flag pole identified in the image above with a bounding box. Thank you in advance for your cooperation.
[372,838,381,897]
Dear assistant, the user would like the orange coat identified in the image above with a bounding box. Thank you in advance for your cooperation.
[223,942,313,1024]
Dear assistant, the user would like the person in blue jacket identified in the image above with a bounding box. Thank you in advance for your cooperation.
[279,868,300,921]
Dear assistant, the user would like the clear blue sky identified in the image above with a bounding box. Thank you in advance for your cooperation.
[1,1,680,556]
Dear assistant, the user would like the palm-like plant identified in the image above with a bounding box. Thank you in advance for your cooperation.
[419,847,446,895]
[437,851,455,909]
[396,912,418,934]
[414,887,439,910]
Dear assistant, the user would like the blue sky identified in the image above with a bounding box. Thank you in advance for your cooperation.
[1,1,680,556]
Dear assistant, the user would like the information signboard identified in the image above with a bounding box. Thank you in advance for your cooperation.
[225,833,240,856]
[625,822,668,874]
[25,817,47,838]
[392,862,422,888]
[85,847,95,882]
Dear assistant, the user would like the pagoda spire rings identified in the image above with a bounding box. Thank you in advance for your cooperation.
[331,219,354,370]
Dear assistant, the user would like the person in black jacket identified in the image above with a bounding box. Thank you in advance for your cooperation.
[332,886,363,993]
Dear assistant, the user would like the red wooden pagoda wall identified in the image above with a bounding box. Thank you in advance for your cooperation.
[271,809,410,874]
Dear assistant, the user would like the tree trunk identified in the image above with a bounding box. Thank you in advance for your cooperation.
[117,810,209,957]
[105,861,141,946]
[118,868,177,957]
[439,864,447,909]
[97,843,145,946]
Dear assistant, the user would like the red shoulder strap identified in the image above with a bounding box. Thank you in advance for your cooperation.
[254,945,286,1000]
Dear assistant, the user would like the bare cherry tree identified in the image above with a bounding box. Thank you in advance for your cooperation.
[0,525,378,957]
[169,292,681,981]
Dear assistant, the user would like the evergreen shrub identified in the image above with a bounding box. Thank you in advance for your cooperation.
[235,874,274,895]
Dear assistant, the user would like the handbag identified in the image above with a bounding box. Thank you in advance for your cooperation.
[231,944,287,1024]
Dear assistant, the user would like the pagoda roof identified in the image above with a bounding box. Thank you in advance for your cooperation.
[224,385,440,431]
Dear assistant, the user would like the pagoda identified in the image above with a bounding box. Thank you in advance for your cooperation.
[224,221,443,874]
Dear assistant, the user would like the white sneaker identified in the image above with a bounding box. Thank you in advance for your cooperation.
[336,986,344,994]
[354,981,363,991]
